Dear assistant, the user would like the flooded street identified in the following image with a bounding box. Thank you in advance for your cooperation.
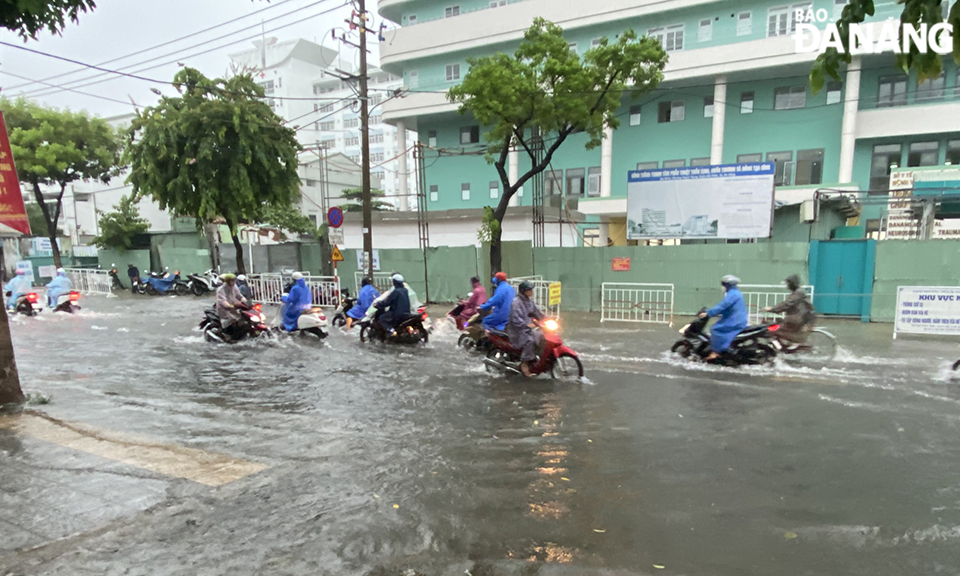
[4,294,960,575]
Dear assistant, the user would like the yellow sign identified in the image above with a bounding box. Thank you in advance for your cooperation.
[331,245,344,262]
[548,282,561,306]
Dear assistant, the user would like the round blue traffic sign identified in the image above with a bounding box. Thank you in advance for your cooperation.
[327,206,344,228]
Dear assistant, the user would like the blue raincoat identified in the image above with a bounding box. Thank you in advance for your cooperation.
[479,280,516,331]
[45,271,73,307]
[706,286,748,353]
[348,284,379,320]
[281,278,312,332]
[4,275,30,309]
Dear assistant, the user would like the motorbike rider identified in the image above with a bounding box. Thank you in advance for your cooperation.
[346,276,379,330]
[478,272,515,331]
[763,274,816,346]
[374,274,411,333]
[236,274,253,301]
[280,272,312,332]
[453,276,488,329]
[127,264,140,293]
[699,275,748,362]
[45,268,73,307]
[508,280,545,377]
[216,273,248,340]
[3,269,30,310]
[365,272,422,319]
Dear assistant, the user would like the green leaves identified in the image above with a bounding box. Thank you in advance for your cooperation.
[92,195,149,252]
[339,187,393,212]
[0,0,96,39]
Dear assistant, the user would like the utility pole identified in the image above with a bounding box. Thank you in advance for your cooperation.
[357,0,374,277]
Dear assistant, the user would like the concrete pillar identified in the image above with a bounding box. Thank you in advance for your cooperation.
[710,75,727,165]
[838,56,862,184]
[396,119,409,211]
[508,141,519,206]
[600,125,613,197]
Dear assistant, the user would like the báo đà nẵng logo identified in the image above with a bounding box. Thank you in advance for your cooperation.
[794,9,954,55]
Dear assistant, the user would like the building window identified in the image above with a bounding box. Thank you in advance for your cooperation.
[489,181,499,199]
[460,125,479,144]
[583,228,601,247]
[344,118,359,128]
[826,81,842,105]
[737,12,752,36]
[320,121,335,131]
[428,130,437,147]
[947,140,960,165]
[568,42,578,53]
[795,148,824,185]
[690,157,710,166]
[629,105,642,126]
[369,115,382,125]
[371,152,384,163]
[345,137,359,147]
[320,139,335,149]
[663,159,686,168]
[865,218,882,240]
[490,0,506,6]
[304,179,319,187]
[591,38,602,46]
[446,64,460,81]
[408,14,417,25]
[370,95,383,107]
[703,96,714,118]
[566,168,586,197]
[878,76,907,107]
[445,6,460,17]
[637,162,659,170]
[916,73,945,101]
[740,91,754,114]
[698,19,713,42]
[648,24,684,52]
[774,85,806,110]
[768,4,810,37]
[370,133,384,144]
[587,167,601,197]
[545,170,562,196]
[430,184,439,202]
[869,143,902,193]
[767,151,794,186]
[737,153,762,163]
[320,103,335,113]
[461,183,470,201]
[658,100,685,123]
[908,141,940,167]
[408,70,419,88]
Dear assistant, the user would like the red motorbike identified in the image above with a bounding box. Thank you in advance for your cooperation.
[482,318,583,379]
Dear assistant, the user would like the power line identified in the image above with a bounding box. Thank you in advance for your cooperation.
[0,70,138,107]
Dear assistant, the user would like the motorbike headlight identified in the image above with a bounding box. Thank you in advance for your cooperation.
[249,314,262,323]
[543,319,559,331]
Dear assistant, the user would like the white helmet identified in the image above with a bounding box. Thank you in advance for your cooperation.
[391,273,404,283]
[292,272,304,281]
[721,275,740,286]
[237,274,246,281]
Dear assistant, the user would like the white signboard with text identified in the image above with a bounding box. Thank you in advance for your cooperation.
[356,249,380,271]
[894,286,960,338]
[626,163,775,240]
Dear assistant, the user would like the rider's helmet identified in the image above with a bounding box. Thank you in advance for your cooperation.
[518,280,535,294]
[492,271,507,285]
[361,276,372,287]
[720,275,740,287]
[292,272,304,281]
[220,273,236,282]
[391,273,405,286]
[784,274,801,291]
[237,274,247,282]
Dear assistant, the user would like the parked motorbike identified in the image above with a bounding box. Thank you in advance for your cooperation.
[670,308,778,366]
[201,303,270,343]
[7,292,42,316]
[274,305,329,338]
[331,288,355,328]
[482,318,583,379]
[188,269,222,296]
[52,291,82,313]
[109,268,125,290]
[144,273,185,296]
[359,306,429,344]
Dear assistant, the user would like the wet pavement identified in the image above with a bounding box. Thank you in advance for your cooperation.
[3,294,960,575]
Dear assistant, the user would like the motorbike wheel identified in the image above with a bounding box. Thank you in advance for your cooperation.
[458,334,476,350]
[306,327,328,339]
[333,315,346,328]
[417,326,429,344]
[175,284,190,297]
[146,285,158,296]
[359,324,373,343]
[671,340,694,358]
[191,283,205,297]
[754,343,777,364]
[551,353,584,380]
[204,328,225,343]
[485,348,504,374]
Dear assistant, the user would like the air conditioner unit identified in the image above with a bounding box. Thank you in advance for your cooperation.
[800,199,817,222]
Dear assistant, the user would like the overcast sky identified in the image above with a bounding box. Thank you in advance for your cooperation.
[0,0,371,118]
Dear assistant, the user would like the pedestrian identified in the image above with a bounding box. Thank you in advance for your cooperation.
[127,264,140,294]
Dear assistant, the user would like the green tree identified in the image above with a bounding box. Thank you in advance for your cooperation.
[25,202,63,238]
[92,195,149,252]
[0,0,95,39]
[3,97,120,268]
[257,203,320,240]
[448,18,667,272]
[812,0,960,91]
[124,67,302,274]
[339,187,393,212]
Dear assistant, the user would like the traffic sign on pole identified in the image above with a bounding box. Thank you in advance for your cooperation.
[331,245,344,262]
[327,206,344,228]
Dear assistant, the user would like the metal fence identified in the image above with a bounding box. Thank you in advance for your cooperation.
[354,272,396,295]
[740,284,815,325]
[64,267,113,296]
[507,276,560,317]
[601,282,675,325]
[246,273,341,308]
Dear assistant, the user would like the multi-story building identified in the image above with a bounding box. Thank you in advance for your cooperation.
[377,0,960,244]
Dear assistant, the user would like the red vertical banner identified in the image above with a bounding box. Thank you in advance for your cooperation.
[0,112,30,235]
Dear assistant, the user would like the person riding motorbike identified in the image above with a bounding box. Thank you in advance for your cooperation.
[236,274,253,301]
[215,273,248,340]
[45,268,73,307]
[3,269,30,310]
[280,272,312,332]
[763,274,816,346]
[127,264,140,294]
[347,276,379,330]
[452,276,487,328]
[366,272,422,318]
[699,275,748,362]
[508,280,545,377]
[478,272,515,331]
[375,274,410,333]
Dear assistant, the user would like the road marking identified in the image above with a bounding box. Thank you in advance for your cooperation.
[0,412,268,487]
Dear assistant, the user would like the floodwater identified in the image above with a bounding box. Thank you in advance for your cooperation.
[5,294,960,575]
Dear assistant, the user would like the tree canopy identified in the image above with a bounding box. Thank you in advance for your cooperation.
[257,203,320,240]
[124,67,303,274]
[0,0,95,39]
[340,187,392,212]
[448,18,667,272]
[92,195,149,252]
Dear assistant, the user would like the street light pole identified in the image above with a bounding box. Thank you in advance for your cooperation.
[358,0,374,277]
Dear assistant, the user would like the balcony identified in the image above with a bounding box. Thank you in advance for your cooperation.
[857,99,960,140]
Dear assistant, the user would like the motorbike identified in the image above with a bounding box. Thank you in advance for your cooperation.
[109,268,125,291]
[144,273,187,296]
[187,270,222,296]
[201,303,270,344]
[670,309,779,366]
[52,291,82,313]
[359,306,429,344]
[483,317,584,379]
[455,311,492,352]
[274,305,329,338]
[7,292,42,316]
[331,288,355,328]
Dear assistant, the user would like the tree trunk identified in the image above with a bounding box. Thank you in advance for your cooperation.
[0,305,25,406]
[203,223,221,272]
[489,226,503,275]
[232,234,246,275]
[31,183,62,268]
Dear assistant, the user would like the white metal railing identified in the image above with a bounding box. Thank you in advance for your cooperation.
[601,282,674,325]
[63,267,113,296]
[740,284,815,325]
[507,277,560,317]
[246,273,341,308]
[354,272,395,295]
